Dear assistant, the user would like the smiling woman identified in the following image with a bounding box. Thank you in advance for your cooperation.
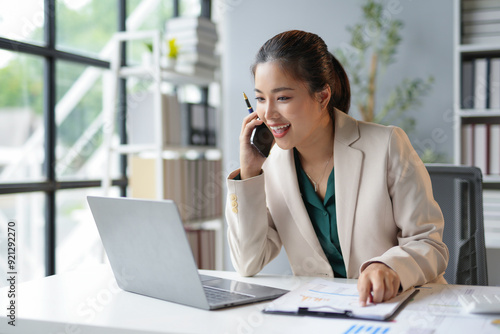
[225,30,449,307]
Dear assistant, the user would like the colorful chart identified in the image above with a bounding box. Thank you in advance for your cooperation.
[343,324,391,334]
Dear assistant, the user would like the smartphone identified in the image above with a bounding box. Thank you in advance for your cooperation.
[250,123,274,158]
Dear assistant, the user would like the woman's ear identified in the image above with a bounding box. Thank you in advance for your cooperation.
[316,85,331,110]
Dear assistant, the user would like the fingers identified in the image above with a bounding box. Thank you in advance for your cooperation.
[357,277,372,307]
[241,111,262,135]
[239,112,266,179]
[358,262,401,306]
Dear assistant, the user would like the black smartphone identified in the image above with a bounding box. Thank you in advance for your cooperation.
[250,123,274,157]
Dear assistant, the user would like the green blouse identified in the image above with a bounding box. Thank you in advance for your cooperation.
[293,148,346,278]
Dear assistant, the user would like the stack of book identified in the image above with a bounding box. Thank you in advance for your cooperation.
[185,229,216,270]
[127,91,184,147]
[462,0,500,45]
[129,154,223,221]
[461,122,500,176]
[461,57,500,109]
[484,189,500,248]
[163,156,223,222]
[165,16,219,79]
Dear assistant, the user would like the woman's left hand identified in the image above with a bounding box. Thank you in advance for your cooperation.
[357,262,401,306]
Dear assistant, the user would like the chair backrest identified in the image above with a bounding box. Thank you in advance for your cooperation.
[426,164,488,285]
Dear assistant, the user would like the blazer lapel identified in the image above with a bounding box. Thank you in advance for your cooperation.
[333,110,363,277]
[277,150,327,260]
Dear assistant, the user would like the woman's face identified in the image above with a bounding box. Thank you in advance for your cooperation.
[254,61,331,151]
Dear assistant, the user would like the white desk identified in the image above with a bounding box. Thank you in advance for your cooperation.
[1,265,500,334]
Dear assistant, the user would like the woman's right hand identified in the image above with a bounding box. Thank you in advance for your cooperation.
[239,111,270,179]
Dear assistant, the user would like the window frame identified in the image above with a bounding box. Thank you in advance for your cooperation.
[0,0,211,277]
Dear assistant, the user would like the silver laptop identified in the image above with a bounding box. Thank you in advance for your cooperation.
[87,196,288,310]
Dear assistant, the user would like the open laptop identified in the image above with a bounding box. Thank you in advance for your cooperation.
[87,196,288,310]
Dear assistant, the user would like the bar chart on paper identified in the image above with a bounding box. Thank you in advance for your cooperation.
[344,324,391,334]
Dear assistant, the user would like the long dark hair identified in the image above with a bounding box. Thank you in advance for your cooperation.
[251,30,350,117]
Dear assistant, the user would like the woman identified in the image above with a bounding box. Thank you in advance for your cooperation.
[225,30,449,306]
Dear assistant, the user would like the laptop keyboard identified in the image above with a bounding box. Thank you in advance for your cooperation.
[203,286,254,304]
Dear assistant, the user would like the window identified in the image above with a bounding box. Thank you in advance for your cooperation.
[0,0,212,284]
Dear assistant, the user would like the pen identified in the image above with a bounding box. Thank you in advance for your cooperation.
[243,92,254,114]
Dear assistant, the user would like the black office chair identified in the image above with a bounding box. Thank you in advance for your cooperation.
[426,164,488,285]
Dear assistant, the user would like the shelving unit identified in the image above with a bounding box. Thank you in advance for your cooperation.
[454,0,500,284]
[101,29,224,269]
[453,0,500,190]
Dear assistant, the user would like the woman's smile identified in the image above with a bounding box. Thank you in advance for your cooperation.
[268,123,291,137]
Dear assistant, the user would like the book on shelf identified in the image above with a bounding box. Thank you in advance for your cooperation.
[462,60,475,108]
[176,52,220,68]
[461,56,500,110]
[183,102,217,146]
[130,155,224,221]
[491,58,500,109]
[461,1,500,45]
[474,123,488,173]
[463,21,500,35]
[474,58,489,109]
[462,8,500,23]
[175,63,216,80]
[185,229,216,270]
[165,16,217,34]
[127,91,186,147]
[490,124,500,175]
[461,123,500,176]
[165,16,219,78]
[166,28,218,43]
[462,0,500,11]
[462,34,500,44]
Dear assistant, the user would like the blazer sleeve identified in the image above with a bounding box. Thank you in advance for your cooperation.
[225,169,282,276]
[360,127,449,291]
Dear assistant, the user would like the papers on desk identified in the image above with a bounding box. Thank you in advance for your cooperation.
[263,278,417,320]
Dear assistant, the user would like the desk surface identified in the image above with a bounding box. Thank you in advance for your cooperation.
[1,265,500,334]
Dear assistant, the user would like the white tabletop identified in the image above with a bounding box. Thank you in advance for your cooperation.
[1,264,500,334]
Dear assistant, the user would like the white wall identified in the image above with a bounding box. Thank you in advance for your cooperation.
[217,0,454,273]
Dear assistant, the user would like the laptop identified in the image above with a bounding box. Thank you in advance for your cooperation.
[87,196,288,310]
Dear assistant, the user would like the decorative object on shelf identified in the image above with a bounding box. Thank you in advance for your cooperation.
[165,16,219,80]
[335,0,441,162]
[164,38,179,69]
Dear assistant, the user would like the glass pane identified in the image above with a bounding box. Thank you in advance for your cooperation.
[0,52,44,183]
[55,187,119,274]
[56,61,118,180]
[0,192,45,285]
[56,0,117,60]
[0,1,44,45]
[126,0,175,65]
[180,0,201,17]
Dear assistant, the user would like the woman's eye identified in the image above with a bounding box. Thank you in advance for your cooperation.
[255,97,264,102]
[277,96,290,101]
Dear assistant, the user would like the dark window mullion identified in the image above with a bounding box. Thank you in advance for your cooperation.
[118,0,128,197]
[44,0,56,276]
[201,0,211,18]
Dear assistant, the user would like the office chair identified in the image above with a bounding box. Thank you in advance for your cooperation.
[426,164,488,285]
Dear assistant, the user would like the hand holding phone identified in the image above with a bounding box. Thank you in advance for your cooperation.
[243,92,274,157]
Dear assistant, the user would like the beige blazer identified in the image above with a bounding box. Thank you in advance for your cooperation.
[225,109,449,291]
